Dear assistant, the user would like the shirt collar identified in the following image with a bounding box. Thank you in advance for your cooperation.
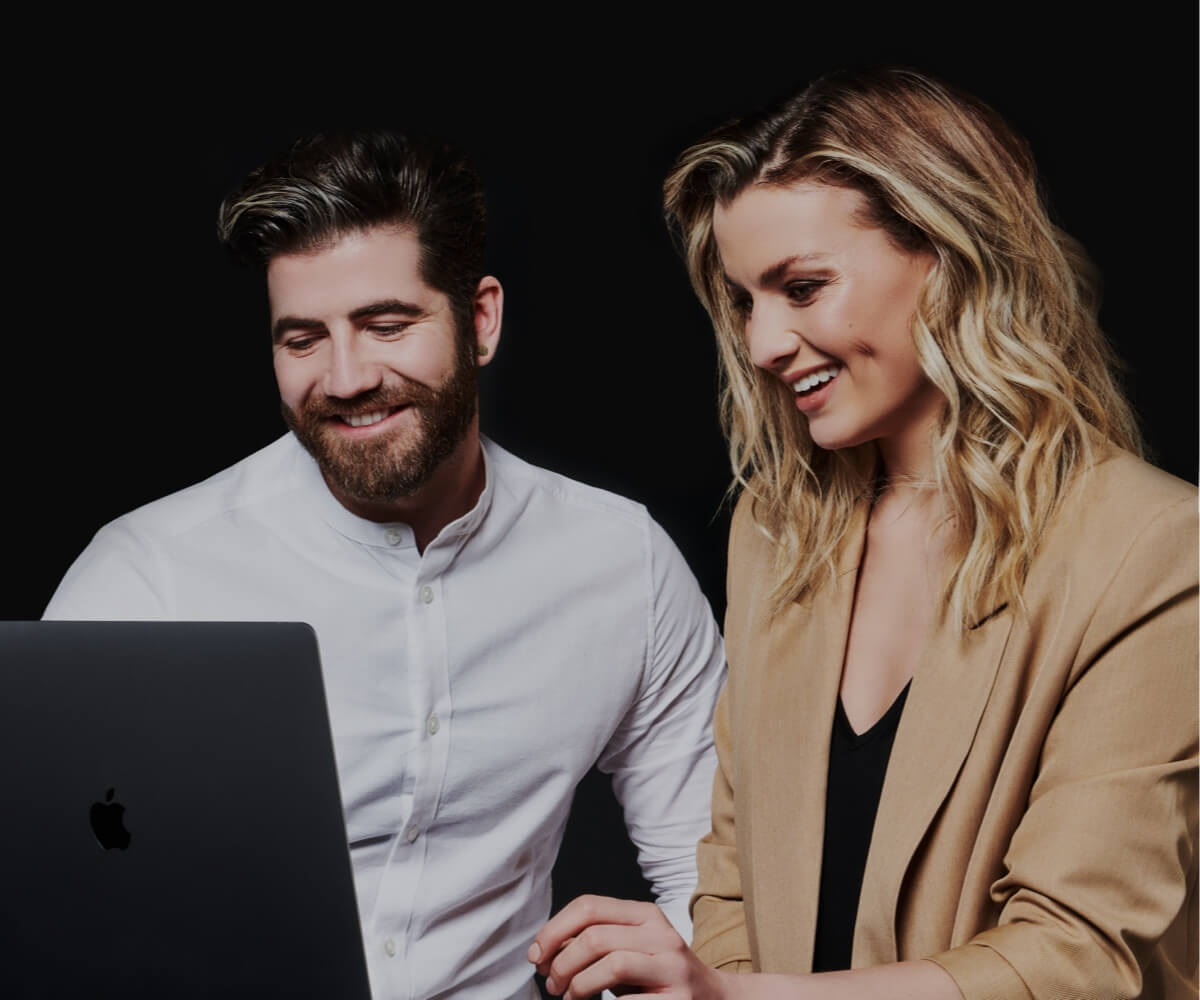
[295,433,497,552]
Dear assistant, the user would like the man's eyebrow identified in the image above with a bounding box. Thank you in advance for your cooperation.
[348,298,427,322]
[272,315,325,344]
[271,299,428,344]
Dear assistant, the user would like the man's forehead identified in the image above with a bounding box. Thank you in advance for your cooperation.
[266,225,438,319]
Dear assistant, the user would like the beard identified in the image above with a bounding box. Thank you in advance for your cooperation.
[281,336,478,504]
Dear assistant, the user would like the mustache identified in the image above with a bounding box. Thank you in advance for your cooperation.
[300,382,437,420]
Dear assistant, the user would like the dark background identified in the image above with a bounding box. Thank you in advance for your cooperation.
[6,14,1196,983]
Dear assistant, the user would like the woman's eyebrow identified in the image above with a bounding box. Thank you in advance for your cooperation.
[757,253,831,288]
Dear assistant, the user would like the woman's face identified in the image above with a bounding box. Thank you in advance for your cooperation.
[713,181,942,459]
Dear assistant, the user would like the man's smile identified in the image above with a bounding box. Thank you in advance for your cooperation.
[329,404,413,437]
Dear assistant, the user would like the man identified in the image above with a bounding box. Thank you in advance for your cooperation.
[44,130,725,999]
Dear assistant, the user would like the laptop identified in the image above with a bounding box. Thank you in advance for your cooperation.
[0,620,373,1000]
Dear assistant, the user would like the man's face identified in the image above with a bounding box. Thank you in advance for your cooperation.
[268,226,478,510]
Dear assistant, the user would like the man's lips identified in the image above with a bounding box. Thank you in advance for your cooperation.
[337,406,402,428]
[325,404,413,436]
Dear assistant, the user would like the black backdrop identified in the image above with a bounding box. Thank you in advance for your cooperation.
[7,15,1196,959]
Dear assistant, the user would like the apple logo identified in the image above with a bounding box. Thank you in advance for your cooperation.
[90,787,132,851]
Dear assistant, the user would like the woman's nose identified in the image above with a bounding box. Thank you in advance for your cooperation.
[744,302,801,373]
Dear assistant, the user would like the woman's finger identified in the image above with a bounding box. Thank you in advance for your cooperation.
[530,894,662,972]
[544,921,681,995]
[556,949,671,1000]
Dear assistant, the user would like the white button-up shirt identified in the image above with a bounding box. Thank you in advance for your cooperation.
[45,434,726,999]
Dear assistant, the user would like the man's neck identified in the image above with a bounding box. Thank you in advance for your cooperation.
[325,425,487,554]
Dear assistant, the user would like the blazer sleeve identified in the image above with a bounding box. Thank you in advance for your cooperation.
[690,494,757,973]
[691,680,754,972]
[930,494,1199,999]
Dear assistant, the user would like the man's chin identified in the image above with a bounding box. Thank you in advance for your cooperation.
[328,474,421,505]
[290,426,423,501]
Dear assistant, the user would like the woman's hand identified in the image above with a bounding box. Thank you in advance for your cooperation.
[529,894,729,1000]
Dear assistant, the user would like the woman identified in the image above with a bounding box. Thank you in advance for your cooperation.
[529,68,1198,999]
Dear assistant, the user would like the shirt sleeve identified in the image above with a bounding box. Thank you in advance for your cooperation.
[42,519,172,620]
[930,495,1199,999]
[594,516,726,942]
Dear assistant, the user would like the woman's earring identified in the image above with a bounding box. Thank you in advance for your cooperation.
[476,344,489,357]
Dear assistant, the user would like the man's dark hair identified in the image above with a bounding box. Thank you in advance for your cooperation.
[217,129,487,336]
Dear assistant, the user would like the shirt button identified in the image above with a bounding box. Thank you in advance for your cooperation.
[426,713,440,735]
[384,527,403,545]
[405,824,420,843]
[419,585,434,604]
[383,937,396,957]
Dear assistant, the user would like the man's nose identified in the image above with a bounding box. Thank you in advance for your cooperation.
[324,334,383,399]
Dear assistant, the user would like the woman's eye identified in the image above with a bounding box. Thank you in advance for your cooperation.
[731,295,752,316]
[786,281,823,305]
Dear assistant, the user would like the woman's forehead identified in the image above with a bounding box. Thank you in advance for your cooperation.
[713,183,873,280]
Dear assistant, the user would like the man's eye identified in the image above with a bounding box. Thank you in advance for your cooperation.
[285,337,319,352]
[369,323,410,337]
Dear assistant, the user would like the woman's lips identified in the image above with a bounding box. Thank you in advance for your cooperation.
[791,365,841,413]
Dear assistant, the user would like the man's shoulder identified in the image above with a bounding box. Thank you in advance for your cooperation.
[481,438,710,598]
[485,437,654,530]
[103,434,306,543]
[44,436,311,619]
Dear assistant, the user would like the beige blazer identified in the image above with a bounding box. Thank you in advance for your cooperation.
[691,447,1198,999]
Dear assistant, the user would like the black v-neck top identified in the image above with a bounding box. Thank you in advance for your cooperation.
[811,681,911,973]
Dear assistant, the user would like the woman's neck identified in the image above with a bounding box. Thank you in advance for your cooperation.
[872,414,943,526]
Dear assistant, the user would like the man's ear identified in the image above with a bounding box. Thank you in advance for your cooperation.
[472,276,503,367]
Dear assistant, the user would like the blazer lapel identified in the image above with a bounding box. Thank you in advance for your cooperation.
[749,506,867,974]
[852,600,1014,965]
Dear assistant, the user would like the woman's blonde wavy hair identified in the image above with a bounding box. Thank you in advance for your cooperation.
[663,67,1143,630]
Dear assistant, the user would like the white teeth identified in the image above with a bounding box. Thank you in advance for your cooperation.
[345,410,389,428]
[793,366,841,393]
